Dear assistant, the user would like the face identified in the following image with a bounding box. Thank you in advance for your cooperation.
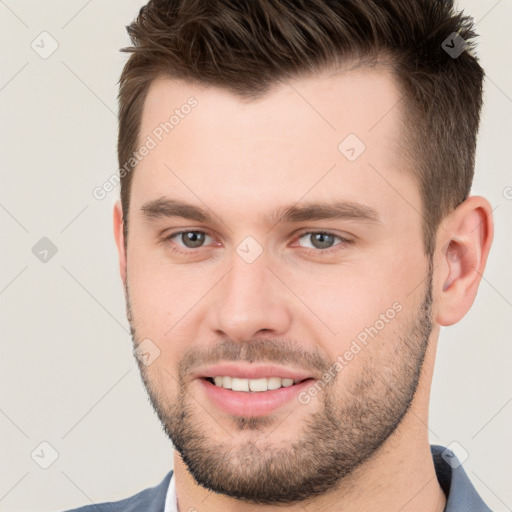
[122,68,434,504]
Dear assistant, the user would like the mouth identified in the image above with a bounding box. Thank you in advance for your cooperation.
[197,367,317,417]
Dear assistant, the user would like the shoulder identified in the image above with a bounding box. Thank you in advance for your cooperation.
[60,470,173,512]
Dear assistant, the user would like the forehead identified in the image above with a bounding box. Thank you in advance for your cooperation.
[140,66,404,146]
[132,67,416,222]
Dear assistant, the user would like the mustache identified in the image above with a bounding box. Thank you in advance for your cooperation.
[178,338,332,379]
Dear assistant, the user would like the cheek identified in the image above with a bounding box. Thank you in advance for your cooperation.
[276,253,414,341]
[127,244,217,339]
[137,357,180,412]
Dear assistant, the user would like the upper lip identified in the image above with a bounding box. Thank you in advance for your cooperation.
[193,363,315,381]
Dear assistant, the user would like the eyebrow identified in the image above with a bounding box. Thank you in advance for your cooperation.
[140,196,380,226]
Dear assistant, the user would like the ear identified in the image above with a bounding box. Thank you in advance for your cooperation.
[434,196,494,326]
[113,200,127,284]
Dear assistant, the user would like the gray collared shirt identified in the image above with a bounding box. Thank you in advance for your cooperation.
[430,444,492,511]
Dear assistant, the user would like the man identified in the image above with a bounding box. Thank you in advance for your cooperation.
[66,0,494,510]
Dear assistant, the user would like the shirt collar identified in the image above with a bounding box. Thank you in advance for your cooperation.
[164,469,178,512]
[430,444,491,512]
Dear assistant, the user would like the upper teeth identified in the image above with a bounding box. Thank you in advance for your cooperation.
[212,376,297,392]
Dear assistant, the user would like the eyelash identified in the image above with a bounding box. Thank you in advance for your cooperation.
[163,229,353,256]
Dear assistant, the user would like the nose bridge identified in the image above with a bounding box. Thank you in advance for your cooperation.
[223,253,273,315]
[208,249,292,341]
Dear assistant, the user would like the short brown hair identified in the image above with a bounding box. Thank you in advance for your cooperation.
[118,0,484,254]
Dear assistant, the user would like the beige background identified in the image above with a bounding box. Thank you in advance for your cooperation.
[1,1,511,510]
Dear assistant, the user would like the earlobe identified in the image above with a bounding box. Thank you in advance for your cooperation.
[113,200,127,284]
[435,196,494,326]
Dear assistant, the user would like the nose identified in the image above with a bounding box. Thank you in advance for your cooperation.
[207,254,293,343]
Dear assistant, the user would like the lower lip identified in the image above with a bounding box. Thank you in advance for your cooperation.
[198,378,315,417]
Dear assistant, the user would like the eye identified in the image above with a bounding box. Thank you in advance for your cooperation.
[169,230,212,249]
[296,231,346,250]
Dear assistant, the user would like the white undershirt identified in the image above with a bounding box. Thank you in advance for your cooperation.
[163,472,178,512]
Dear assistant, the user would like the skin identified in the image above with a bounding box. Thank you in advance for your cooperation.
[113,67,493,511]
